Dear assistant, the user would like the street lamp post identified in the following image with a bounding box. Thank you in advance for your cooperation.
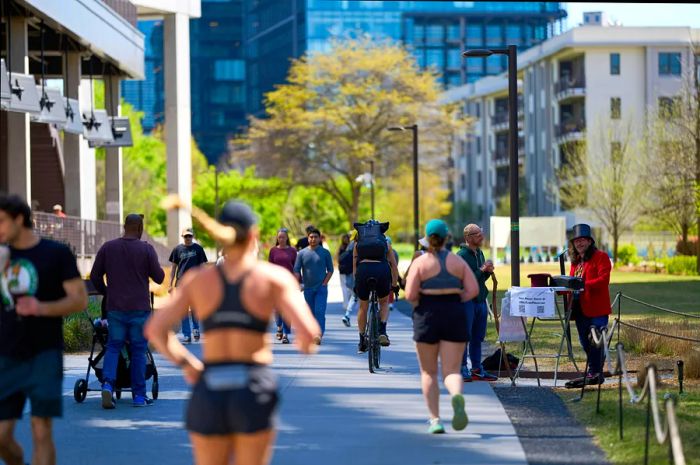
[463,45,520,286]
[387,124,419,250]
[368,159,375,220]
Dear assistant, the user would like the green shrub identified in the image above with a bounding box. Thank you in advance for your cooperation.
[617,244,639,266]
[63,297,102,352]
[661,255,698,276]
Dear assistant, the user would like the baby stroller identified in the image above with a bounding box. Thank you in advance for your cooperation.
[73,290,159,403]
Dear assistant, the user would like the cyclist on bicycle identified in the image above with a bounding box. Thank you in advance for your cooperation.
[353,220,398,352]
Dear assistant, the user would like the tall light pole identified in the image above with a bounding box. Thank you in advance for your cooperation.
[387,124,419,250]
[463,45,520,286]
[368,159,375,220]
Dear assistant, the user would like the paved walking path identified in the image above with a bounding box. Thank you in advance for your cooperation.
[10,274,600,464]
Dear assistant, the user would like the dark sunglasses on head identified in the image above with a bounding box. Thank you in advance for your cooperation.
[278,228,289,233]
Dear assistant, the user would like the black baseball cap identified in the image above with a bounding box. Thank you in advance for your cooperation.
[218,200,258,231]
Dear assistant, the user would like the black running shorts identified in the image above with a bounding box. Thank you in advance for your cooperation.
[186,363,279,435]
[355,261,391,301]
[412,294,469,344]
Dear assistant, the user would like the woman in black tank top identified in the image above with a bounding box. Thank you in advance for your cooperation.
[145,199,321,465]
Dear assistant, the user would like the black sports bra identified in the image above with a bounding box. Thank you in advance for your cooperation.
[201,265,269,334]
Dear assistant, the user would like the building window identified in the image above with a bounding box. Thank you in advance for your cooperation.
[477,171,482,188]
[610,97,621,119]
[447,48,462,69]
[476,136,481,155]
[460,174,466,190]
[610,53,620,75]
[611,141,622,159]
[658,96,681,117]
[475,102,480,118]
[214,60,245,81]
[659,52,681,76]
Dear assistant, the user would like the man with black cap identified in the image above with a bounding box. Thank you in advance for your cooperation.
[90,214,165,408]
[565,223,612,388]
[169,227,208,343]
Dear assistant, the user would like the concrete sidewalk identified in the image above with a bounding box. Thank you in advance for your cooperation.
[11,275,526,465]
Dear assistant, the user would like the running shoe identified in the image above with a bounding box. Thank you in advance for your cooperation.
[378,333,390,347]
[471,368,498,381]
[275,328,283,341]
[182,336,191,344]
[460,365,473,382]
[451,394,469,431]
[341,315,351,327]
[133,396,154,407]
[281,335,290,344]
[101,382,115,410]
[193,329,200,341]
[428,418,446,434]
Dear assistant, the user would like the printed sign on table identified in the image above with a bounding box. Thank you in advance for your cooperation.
[509,287,556,318]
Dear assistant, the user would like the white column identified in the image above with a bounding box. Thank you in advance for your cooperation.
[104,75,123,223]
[78,79,97,220]
[164,13,192,247]
[7,16,31,201]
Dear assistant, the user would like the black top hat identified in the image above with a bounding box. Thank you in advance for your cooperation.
[571,224,594,243]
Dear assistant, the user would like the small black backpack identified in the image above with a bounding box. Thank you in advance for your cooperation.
[338,243,354,275]
[354,221,389,261]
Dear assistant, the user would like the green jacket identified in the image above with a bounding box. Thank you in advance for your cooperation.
[456,244,489,303]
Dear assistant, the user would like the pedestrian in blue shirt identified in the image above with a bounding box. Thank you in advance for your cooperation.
[294,228,333,344]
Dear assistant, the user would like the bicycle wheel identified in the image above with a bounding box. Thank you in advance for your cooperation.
[367,303,376,373]
[372,303,381,369]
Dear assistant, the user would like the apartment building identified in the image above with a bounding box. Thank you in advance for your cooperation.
[445,16,700,232]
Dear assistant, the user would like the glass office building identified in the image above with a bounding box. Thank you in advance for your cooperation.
[125,1,566,162]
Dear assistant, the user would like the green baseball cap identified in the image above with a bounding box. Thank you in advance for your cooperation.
[425,219,448,239]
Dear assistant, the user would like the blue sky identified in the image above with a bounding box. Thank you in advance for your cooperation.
[565,3,700,29]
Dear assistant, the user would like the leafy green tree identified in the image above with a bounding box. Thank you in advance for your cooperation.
[238,37,468,228]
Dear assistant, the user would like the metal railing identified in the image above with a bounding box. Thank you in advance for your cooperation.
[33,212,172,266]
[555,77,586,94]
[555,120,586,138]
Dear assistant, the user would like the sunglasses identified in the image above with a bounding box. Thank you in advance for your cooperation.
[183,234,193,238]
[278,228,289,233]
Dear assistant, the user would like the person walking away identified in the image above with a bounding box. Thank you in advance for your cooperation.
[339,231,358,327]
[337,233,352,312]
[269,228,297,343]
[457,224,498,381]
[385,236,400,311]
[564,224,612,388]
[0,195,88,465]
[145,199,320,465]
[90,214,165,408]
[405,219,478,434]
[169,228,208,343]
[294,228,333,344]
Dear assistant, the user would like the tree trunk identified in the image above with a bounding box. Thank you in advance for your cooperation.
[613,234,619,265]
[348,183,362,229]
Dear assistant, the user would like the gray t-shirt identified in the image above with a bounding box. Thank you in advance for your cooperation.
[294,246,334,290]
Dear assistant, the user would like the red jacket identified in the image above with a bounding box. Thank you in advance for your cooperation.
[569,249,612,317]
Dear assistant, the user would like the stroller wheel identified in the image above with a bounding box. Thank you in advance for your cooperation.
[152,381,159,400]
[115,389,122,400]
[74,379,88,403]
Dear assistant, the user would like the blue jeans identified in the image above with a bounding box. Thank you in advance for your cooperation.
[304,285,328,335]
[575,314,609,375]
[104,310,149,397]
[181,309,200,338]
[275,312,291,335]
[462,300,487,371]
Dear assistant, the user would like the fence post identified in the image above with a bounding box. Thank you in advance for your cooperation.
[616,292,622,345]
[617,343,624,440]
[644,373,651,465]
[677,360,684,395]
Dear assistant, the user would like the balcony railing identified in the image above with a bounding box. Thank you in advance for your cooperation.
[555,77,586,95]
[102,0,137,27]
[33,212,172,267]
[555,120,586,138]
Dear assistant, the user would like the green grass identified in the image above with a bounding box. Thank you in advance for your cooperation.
[559,386,700,465]
[63,296,102,352]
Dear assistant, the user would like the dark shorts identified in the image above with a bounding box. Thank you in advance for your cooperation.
[186,363,279,435]
[412,294,469,344]
[355,261,391,301]
[0,349,63,420]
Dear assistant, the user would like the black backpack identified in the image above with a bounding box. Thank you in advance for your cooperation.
[338,243,354,275]
[482,348,520,371]
[353,221,389,261]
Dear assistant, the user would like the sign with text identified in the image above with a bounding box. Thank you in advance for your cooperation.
[509,287,556,318]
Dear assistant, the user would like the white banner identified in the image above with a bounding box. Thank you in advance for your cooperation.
[509,287,556,318]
